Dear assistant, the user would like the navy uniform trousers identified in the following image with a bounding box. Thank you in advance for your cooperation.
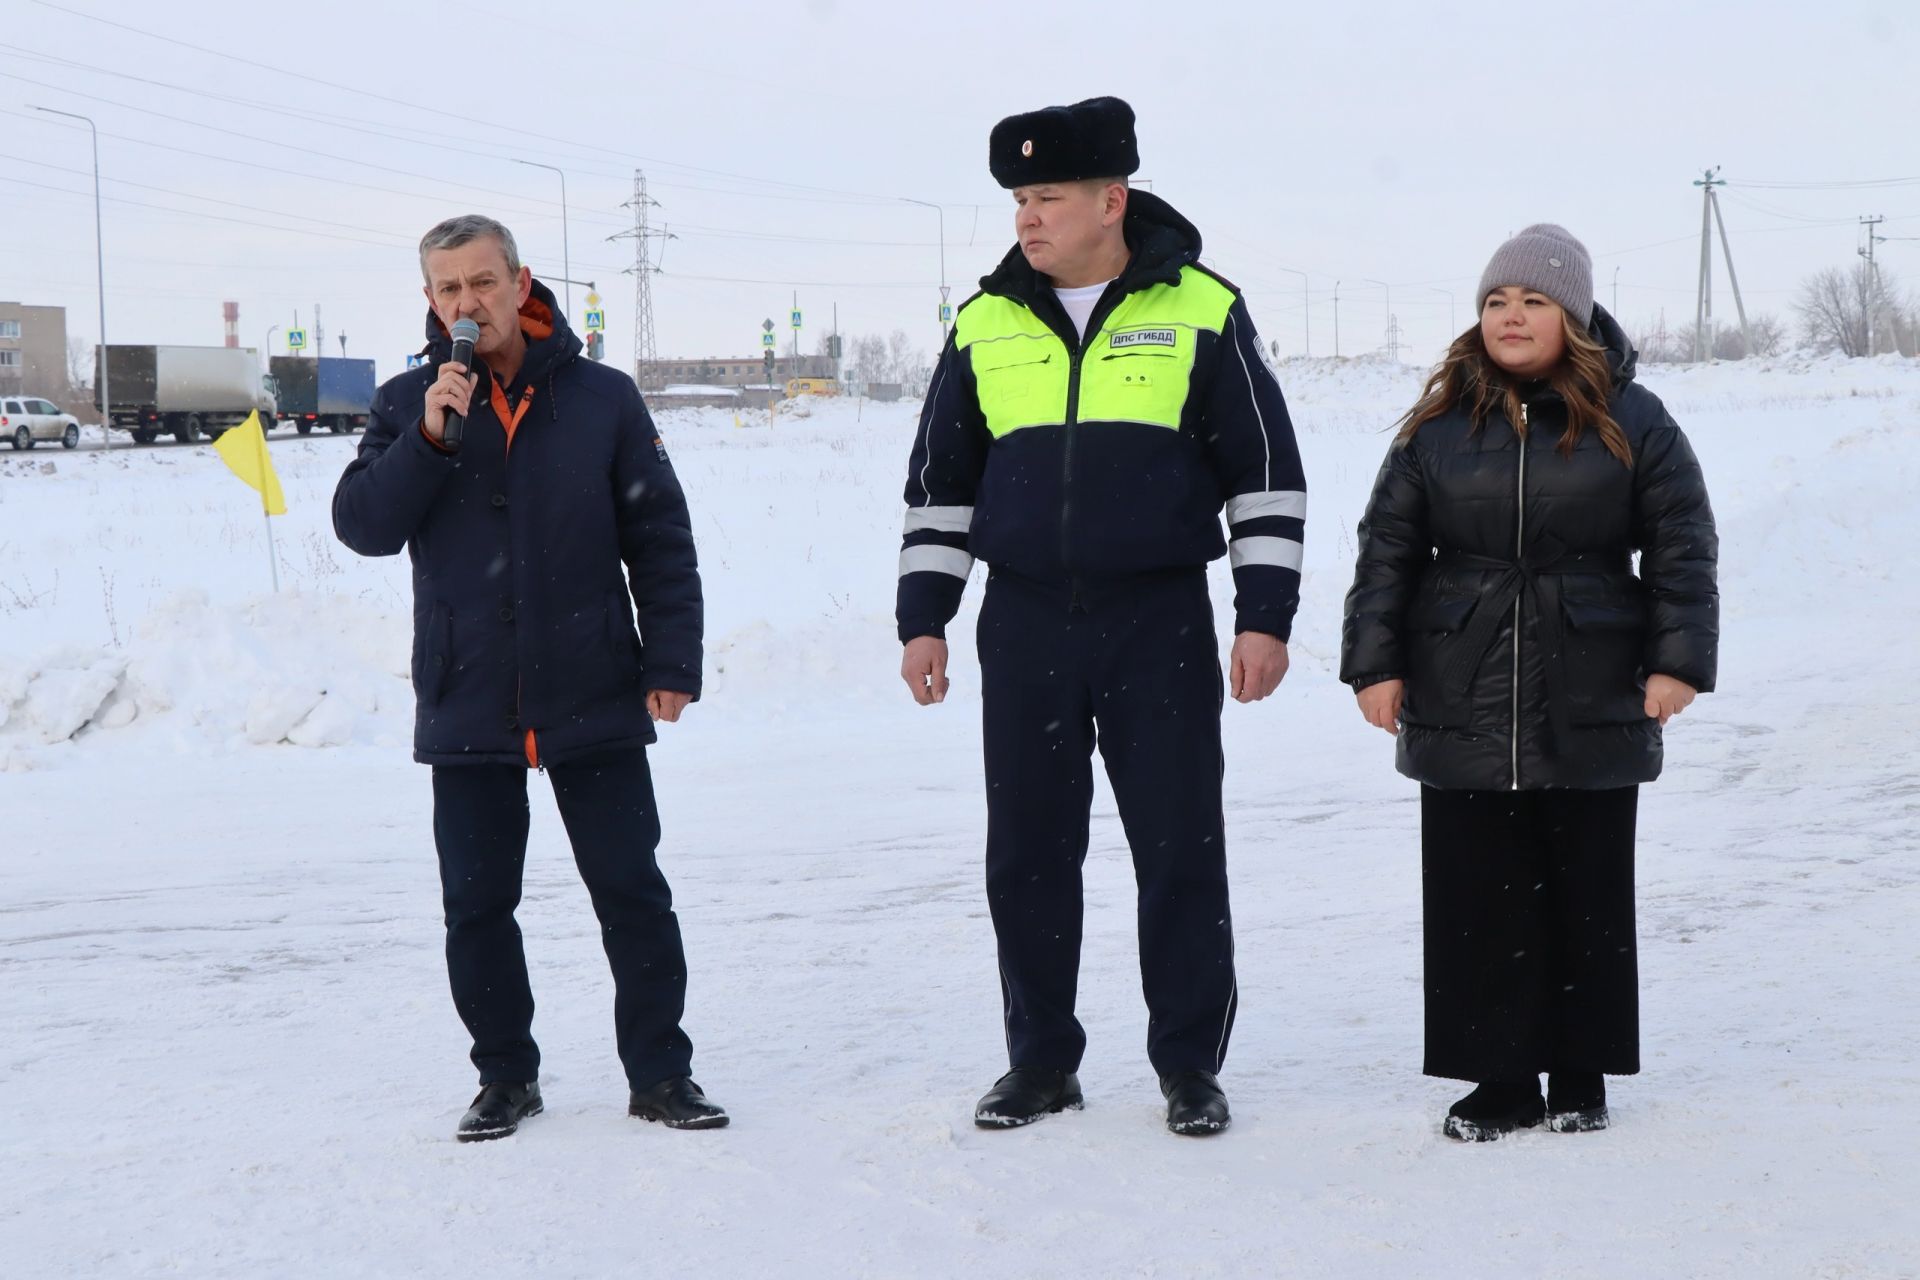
[430,748,694,1091]
[977,568,1238,1076]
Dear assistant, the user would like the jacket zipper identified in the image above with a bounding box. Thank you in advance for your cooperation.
[1055,285,1122,599]
[1062,343,1084,577]
[498,373,542,772]
[1511,401,1528,791]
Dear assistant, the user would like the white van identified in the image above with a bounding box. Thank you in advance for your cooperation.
[3,396,82,450]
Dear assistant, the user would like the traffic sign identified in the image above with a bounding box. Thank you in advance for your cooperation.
[790,309,803,330]
[939,303,953,324]
[287,329,307,351]
[584,309,606,332]
[585,291,601,309]
[406,354,424,369]
[762,318,775,333]
[761,332,776,349]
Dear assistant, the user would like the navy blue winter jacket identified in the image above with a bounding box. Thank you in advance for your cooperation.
[333,279,701,767]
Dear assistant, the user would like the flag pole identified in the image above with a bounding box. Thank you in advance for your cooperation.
[256,417,280,594]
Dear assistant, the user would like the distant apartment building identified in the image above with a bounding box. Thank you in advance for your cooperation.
[637,353,836,390]
[0,302,68,398]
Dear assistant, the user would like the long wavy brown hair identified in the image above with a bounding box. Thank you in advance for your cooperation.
[1395,311,1633,465]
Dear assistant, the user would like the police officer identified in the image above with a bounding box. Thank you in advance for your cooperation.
[896,97,1307,1136]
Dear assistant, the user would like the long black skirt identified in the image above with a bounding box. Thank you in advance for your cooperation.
[1420,785,1641,1082]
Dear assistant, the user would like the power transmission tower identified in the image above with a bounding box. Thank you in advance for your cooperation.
[1860,215,1887,354]
[611,170,674,390]
[1690,167,1754,361]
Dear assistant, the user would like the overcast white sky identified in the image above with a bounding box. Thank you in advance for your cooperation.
[4,0,1916,385]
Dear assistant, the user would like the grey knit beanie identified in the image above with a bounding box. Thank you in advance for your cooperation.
[1477,223,1594,326]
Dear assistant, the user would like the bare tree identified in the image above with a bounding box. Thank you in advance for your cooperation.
[1628,312,1685,365]
[1745,313,1788,358]
[1795,263,1898,357]
[1673,313,1788,361]
[66,335,92,392]
[847,334,889,385]
[1886,294,1920,357]
[886,329,928,386]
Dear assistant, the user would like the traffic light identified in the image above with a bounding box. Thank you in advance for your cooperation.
[586,331,604,361]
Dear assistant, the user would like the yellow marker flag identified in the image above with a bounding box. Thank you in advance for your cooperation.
[211,410,287,515]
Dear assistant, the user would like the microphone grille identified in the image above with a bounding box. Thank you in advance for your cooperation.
[450,318,481,344]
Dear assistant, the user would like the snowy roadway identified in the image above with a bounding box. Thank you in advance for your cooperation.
[4,358,1917,1276]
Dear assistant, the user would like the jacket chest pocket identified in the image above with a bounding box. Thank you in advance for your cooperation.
[1401,591,1480,729]
[968,338,1066,438]
[1560,588,1648,725]
[1081,347,1189,430]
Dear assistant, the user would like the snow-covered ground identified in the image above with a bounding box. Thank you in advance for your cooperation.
[3,356,1917,1277]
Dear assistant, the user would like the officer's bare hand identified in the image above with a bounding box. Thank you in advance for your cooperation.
[1356,678,1404,735]
[1643,673,1696,727]
[1229,631,1289,703]
[647,690,693,723]
[422,361,477,442]
[901,636,950,706]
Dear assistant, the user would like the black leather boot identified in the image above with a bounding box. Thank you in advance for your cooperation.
[1546,1071,1609,1133]
[628,1076,729,1130]
[1160,1070,1231,1136]
[1443,1079,1546,1142]
[973,1067,1084,1128]
[456,1081,542,1143]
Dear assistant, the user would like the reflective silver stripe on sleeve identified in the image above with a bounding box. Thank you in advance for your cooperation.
[1229,536,1304,572]
[898,545,976,579]
[902,505,974,535]
[1224,490,1307,524]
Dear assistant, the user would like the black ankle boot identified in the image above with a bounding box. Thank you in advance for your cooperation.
[974,1067,1084,1128]
[1546,1072,1609,1133]
[628,1076,729,1130]
[1160,1070,1231,1136]
[457,1080,542,1143]
[1443,1079,1545,1142]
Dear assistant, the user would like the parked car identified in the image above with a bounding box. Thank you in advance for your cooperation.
[2,395,82,450]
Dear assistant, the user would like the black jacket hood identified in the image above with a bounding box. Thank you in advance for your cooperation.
[979,188,1204,306]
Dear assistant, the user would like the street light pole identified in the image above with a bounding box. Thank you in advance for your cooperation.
[513,159,572,320]
[901,197,949,342]
[33,106,109,451]
[1274,266,1310,356]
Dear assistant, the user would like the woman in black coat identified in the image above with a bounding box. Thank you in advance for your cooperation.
[1340,224,1718,1141]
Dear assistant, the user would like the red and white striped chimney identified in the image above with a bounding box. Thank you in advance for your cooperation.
[223,300,239,348]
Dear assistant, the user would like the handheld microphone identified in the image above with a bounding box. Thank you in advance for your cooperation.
[442,317,481,453]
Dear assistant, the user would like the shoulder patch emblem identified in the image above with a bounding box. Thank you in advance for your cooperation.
[653,436,670,464]
[1110,328,1177,350]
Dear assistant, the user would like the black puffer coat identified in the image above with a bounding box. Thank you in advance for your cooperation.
[1339,305,1718,790]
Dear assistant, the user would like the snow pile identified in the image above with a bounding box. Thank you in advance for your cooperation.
[0,590,410,766]
[4,359,1916,770]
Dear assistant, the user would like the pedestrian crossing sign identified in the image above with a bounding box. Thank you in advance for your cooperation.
[584,309,606,332]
